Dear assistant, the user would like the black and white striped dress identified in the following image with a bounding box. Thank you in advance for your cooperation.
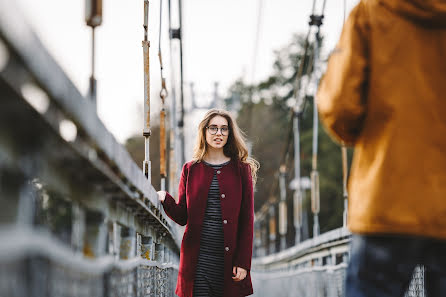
[193,160,229,297]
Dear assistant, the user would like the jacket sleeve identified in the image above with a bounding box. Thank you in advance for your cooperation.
[161,163,188,226]
[233,163,254,271]
[317,1,369,146]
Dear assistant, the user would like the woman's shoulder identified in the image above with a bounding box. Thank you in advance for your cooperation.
[236,158,250,168]
[184,159,200,170]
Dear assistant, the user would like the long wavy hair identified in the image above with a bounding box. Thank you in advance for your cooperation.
[192,109,259,184]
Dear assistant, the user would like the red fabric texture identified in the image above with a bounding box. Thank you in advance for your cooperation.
[162,159,254,297]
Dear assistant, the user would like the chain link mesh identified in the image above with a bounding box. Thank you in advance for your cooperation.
[0,258,179,297]
[405,266,425,297]
[252,265,426,297]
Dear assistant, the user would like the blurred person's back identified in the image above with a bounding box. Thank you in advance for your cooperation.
[317,0,446,296]
[318,0,446,239]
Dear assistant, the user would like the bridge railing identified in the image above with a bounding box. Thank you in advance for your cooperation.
[252,228,425,297]
[0,1,181,296]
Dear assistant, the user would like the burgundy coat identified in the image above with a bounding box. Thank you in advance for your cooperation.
[162,158,254,297]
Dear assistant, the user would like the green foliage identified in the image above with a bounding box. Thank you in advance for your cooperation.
[226,34,344,236]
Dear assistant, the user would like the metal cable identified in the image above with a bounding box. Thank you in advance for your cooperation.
[341,0,349,227]
[255,0,319,229]
[250,0,264,84]
[158,0,168,189]
[178,0,185,166]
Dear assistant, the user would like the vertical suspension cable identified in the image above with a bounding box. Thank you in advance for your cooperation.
[142,0,152,182]
[167,0,179,196]
[178,0,185,167]
[250,0,264,84]
[309,1,325,238]
[158,0,168,192]
[341,0,349,227]
[290,0,317,244]
[342,145,348,226]
[85,0,102,110]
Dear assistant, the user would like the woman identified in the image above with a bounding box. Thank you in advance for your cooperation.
[157,109,259,297]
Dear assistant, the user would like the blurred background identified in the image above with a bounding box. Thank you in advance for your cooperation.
[11,0,359,236]
[9,1,422,296]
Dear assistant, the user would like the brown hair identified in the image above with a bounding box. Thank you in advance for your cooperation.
[192,109,259,184]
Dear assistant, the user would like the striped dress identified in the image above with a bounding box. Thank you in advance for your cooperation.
[192,160,230,297]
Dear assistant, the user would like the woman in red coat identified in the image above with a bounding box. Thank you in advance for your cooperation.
[157,109,259,297]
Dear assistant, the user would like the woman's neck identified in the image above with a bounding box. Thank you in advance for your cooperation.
[204,149,230,164]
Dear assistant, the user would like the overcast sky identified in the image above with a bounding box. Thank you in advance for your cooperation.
[16,0,359,147]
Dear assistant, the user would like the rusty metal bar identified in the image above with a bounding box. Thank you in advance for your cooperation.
[268,206,277,254]
[160,109,167,175]
[278,165,287,250]
[158,0,168,192]
[142,0,152,183]
[292,113,303,244]
[310,22,323,238]
[85,0,103,27]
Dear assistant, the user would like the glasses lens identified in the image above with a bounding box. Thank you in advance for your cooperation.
[208,126,218,134]
[207,126,229,135]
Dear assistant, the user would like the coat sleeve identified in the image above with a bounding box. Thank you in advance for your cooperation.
[317,1,370,146]
[161,163,188,226]
[233,163,254,271]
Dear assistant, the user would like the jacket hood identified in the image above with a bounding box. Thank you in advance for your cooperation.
[377,0,446,27]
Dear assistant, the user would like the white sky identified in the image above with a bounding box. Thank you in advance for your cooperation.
[16,0,359,146]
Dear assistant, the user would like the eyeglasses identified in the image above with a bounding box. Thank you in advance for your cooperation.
[206,125,229,136]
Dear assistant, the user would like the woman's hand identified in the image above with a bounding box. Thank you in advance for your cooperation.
[157,191,167,202]
[232,266,247,282]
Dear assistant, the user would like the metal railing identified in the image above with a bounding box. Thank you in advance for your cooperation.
[0,2,428,297]
[252,228,425,297]
[0,1,181,296]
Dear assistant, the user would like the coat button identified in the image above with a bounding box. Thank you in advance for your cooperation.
[225,247,229,251]
[223,220,227,224]
[221,194,225,198]
[217,170,221,174]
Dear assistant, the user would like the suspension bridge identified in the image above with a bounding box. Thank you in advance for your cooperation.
[0,0,427,296]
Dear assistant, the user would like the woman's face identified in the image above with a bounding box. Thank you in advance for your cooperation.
[205,115,229,150]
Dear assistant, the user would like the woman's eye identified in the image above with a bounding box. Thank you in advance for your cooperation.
[222,127,228,132]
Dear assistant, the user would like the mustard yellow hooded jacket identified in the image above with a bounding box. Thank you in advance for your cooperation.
[317,0,446,239]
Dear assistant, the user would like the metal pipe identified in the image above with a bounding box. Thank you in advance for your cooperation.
[85,0,102,109]
[292,113,302,244]
[342,146,348,227]
[168,0,179,196]
[178,0,185,166]
[158,0,167,192]
[160,107,167,191]
[268,206,276,254]
[311,28,322,238]
[279,165,287,250]
[142,0,152,183]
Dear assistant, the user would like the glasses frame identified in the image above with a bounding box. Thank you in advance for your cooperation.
[206,125,230,136]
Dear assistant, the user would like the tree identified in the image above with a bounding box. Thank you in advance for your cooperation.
[225,34,346,242]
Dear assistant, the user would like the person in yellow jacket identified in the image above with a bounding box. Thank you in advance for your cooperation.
[317,0,446,296]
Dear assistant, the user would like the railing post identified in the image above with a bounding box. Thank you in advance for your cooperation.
[292,112,303,244]
[279,165,287,250]
[84,210,107,258]
[261,219,268,257]
[268,205,277,254]
[72,203,86,253]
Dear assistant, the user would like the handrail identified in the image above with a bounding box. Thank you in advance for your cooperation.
[253,227,350,267]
